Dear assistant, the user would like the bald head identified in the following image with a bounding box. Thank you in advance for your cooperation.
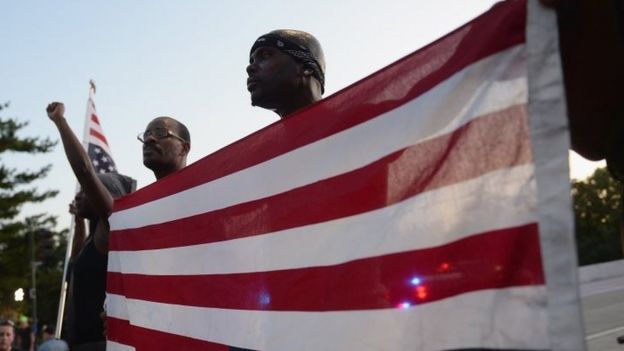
[140,116,190,179]
[268,29,325,66]
[250,29,325,92]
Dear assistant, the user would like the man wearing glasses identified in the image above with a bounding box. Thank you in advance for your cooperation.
[137,117,191,180]
[45,102,190,350]
[46,103,190,252]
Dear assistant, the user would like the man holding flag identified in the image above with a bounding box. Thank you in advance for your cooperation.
[247,6,624,180]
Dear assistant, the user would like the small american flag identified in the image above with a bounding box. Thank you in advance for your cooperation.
[106,1,585,350]
[83,96,117,174]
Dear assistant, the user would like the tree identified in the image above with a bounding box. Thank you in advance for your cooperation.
[572,167,623,265]
[0,101,63,325]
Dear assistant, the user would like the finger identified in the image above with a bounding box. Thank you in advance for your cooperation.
[46,102,57,113]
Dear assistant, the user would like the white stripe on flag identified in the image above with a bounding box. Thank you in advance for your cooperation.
[86,108,106,134]
[107,293,129,321]
[83,97,114,152]
[109,164,537,275]
[107,286,549,351]
[526,1,585,349]
[110,45,527,230]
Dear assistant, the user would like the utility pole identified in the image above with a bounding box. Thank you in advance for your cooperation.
[29,230,38,338]
[620,182,624,257]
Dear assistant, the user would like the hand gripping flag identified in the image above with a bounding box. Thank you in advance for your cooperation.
[83,96,117,174]
[106,1,585,350]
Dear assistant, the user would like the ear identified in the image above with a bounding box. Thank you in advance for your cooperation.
[297,62,312,77]
[180,142,191,156]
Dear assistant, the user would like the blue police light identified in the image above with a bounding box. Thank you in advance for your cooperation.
[410,277,422,286]
[399,301,411,309]
[259,292,271,306]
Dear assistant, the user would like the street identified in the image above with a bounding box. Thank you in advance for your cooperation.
[583,275,624,350]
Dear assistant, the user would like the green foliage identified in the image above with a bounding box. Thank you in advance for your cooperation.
[0,101,63,324]
[572,167,623,265]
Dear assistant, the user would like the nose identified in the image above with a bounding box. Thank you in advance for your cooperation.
[143,132,158,144]
[246,61,257,76]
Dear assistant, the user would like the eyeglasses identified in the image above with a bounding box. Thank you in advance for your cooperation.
[137,128,187,143]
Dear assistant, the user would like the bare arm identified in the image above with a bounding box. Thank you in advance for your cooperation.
[69,201,87,259]
[93,220,111,254]
[46,102,114,218]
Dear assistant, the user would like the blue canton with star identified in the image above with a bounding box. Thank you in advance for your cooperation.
[88,144,117,173]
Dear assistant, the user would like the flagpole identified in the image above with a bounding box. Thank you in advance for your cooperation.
[54,80,97,339]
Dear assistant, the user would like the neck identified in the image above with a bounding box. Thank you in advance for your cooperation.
[276,94,321,119]
[153,162,185,180]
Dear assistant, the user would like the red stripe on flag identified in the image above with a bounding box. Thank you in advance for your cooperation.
[91,113,101,125]
[110,106,530,251]
[113,1,526,212]
[108,317,230,351]
[90,128,110,146]
[108,223,543,311]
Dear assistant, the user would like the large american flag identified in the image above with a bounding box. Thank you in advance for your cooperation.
[106,1,585,350]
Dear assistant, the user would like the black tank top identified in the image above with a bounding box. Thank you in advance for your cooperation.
[70,226,107,346]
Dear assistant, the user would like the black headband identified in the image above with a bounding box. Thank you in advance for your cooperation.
[251,33,325,93]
